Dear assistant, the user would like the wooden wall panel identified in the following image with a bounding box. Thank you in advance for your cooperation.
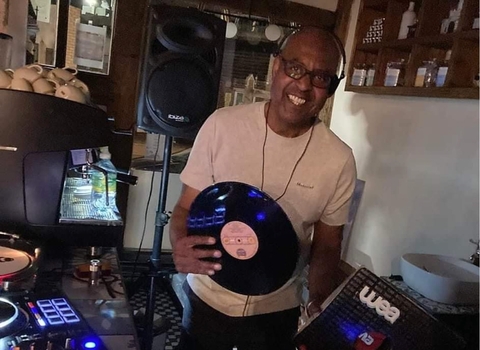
[75,0,148,220]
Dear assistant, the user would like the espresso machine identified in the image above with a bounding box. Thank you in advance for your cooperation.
[0,89,134,248]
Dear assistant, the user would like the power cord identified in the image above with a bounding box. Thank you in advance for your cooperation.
[130,134,161,282]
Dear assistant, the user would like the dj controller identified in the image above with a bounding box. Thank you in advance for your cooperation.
[0,232,107,350]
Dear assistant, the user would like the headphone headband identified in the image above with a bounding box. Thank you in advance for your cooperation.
[274,27,346,95]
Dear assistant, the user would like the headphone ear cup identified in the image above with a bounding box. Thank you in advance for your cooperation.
[328,75,340,95]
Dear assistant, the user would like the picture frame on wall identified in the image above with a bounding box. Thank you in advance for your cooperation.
[234,90,244,105]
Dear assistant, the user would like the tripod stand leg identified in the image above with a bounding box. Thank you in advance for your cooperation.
[141,135,174,350]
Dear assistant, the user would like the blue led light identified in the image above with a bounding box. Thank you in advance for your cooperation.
[248,189,261,198]
[84,341,97,349]
[256,211,266,221]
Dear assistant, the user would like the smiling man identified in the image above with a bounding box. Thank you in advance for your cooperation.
[170,26,357,350]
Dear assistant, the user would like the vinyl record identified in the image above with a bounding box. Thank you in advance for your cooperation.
[187,181,299,295]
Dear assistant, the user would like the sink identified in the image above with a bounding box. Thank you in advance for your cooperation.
[400,253,479,305]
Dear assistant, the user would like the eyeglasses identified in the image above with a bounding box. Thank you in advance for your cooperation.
[278,55,334,89]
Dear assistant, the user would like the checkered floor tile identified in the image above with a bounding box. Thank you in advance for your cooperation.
[129,285,183,350]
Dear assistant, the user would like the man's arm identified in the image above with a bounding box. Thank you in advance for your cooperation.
[306,220,343,314]
[169,184,222,275]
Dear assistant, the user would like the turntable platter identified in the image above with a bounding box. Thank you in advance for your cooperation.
[0,247,32,277]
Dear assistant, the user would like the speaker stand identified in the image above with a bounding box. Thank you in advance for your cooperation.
[140,134,174,350]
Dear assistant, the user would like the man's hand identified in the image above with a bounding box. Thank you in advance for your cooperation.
[170,184,223,275]
[172,235,222,275]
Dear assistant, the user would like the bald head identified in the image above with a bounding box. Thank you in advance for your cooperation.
[279,27,342,72]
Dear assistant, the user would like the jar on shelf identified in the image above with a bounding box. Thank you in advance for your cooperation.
[351,63,367,86]
[415,60,438,87]
[365,64,376,86]
[384,60,406,87]
[436,50,451,87]
[423,60,438,87]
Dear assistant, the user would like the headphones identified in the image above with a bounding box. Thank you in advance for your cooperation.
[273,27,346,95]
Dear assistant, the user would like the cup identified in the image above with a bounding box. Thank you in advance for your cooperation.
[47,76,67,87]
[9,77,33,92]
[32,78,55,95]
[12,64,43,83]
[55,84,86,104]
[0,69,13,88]
[40,67,52,78]
[68,78,90,97]
[48,66,78,83]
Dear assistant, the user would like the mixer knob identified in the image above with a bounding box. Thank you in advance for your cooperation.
[65,338,76,349]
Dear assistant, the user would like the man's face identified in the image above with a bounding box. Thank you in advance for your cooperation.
[269,31,339,126]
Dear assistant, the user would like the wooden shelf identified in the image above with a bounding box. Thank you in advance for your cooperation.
[345,86,479,99]
[346,0,479,100]
[357,30,479,52]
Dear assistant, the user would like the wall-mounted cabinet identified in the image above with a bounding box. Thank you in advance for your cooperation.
[346,0,479,99]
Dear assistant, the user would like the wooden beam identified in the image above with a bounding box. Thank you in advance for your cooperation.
[320,0,354,127]
[335,0,354,43]
[160,0,336,28]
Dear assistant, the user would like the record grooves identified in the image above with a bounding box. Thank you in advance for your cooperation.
[187,182,299,295]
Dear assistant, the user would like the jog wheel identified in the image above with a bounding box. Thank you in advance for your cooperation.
[0,298,28,339]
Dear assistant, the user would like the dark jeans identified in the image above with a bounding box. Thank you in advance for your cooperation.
[177,282,300,350]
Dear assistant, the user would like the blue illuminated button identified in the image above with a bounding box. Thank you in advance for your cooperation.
[84,341,97,348]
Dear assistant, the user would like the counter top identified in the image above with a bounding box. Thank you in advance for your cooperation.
[385,278,479,315]
[38,246,140,349]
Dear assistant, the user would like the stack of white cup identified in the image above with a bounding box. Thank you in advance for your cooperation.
[0,64,90,104]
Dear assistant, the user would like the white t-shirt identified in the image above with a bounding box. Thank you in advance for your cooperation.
[180,102,357,316]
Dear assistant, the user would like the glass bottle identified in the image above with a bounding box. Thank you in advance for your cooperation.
[351,63,367,86]
[436,50,451,87]
[365,64,376,86]
[423,60,438,87]
[91,147,117,211]
[398,2,416,39]
[384,60,406,87]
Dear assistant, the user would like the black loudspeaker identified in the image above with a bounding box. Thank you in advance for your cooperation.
[137,4,226,139]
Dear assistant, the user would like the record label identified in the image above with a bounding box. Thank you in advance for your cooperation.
[220,221,258,260]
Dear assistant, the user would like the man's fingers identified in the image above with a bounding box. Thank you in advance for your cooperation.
[192,247,222,259]
[183,235,216,247]
[175,259,222,275]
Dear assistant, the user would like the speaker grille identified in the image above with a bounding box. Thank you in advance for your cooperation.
[145,56,215,138]
[156,18,215,54]
[137,4,226,139]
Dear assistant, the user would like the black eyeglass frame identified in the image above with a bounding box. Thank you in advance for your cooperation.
[277,54,335,89]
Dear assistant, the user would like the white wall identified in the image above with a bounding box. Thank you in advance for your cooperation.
[330,0,480,276]
[124,170,182,252]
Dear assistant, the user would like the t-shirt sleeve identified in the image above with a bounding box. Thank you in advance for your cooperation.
[179,114,217,191]
[320,152,357,226]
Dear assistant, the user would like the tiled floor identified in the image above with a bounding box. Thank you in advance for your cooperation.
[119,252,183,350]
[128,284,183,350]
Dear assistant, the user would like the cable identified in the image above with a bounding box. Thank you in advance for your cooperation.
[130,134,162,283]
[242,295,251,317]
[261,102,314,202]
